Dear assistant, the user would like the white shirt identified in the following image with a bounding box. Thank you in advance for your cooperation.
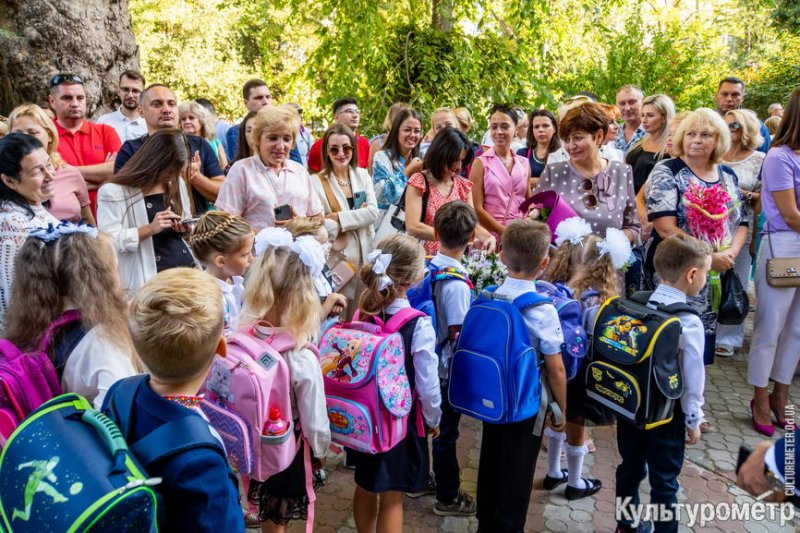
[96,109,148,143]
[217,277,244,337]
[61,325,138,409]
[285,345,332,459]
[493,277,564,356]
[383,298,442,427]
[429,253,472,380]
[648,284,706,430]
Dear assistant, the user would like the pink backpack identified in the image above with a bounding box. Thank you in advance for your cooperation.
[317,308,425,454]
[0,311,75,446]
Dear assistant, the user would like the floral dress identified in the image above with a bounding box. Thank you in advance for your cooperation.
[407,172,473,255]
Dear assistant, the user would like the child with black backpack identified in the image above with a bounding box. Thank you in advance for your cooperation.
[611,234,711,533]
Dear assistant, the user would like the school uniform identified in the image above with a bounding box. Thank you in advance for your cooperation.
[217,276,244,337]
[428,253,472,504]
[477,277,564,533]
[351,299,442,493]
[615,284,705,533]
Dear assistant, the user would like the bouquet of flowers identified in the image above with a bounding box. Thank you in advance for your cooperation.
[462,249,507,294]
[526,202,551,224]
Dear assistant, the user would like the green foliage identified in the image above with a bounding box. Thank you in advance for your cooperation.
[773,0,800,32]
[741,35,800,115]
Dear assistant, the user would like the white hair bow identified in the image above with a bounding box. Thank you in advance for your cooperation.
[597,227,633,270]
[367,249,394,290]
[554,217,592,247]
[254,227,294,257]
[291,236,326,278]
[57,221,98,239]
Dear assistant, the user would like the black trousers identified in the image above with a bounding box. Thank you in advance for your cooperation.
[476,415,542,533]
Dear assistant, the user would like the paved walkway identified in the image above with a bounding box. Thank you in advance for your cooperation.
[296,318,800,532]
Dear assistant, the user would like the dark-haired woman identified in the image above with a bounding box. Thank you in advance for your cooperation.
[0,132,59,331]
[405,127,496,255]
[517,109,560,189]
[225,110,258,172]
[372,108,423,222]
[97,129,195,293]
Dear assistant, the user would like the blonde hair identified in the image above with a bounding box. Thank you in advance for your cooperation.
[358,234,424,316]
[501,219,551,275]
[178,101,215,141]
[129,268,223,381]
[383,103,409,133]
[188,210,253,262]
[286,216,325,239]
[8,104,62,164]
[671,108,731,163]
[569,236,621,302]
[635,94,675,157]
[240,246,321,344]
[542,238,586,284]
[5,231,139,369]
[725,109,764,151]
[452,107,474,133]
[764,116,781,136]
[252,104,301,154]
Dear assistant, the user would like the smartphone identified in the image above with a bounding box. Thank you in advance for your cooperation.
[736,445,752,474]
[353,191,367,209]
[324,260,356,291]
[274,204,292,221]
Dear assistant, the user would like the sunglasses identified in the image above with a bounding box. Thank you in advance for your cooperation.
[328,145,353,156]
[49,73,84,88]
[728,121,742,131]
[580,178,598,209]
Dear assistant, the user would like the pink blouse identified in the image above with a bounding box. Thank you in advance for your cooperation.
[48,165,90,222]
[478,148,529,231]
[408,173,472,255]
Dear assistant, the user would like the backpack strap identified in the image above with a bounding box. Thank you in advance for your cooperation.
[431,267,474,289]
[630,290,700,317]
[511,291,551,311]
[130,415,226,467]
[38,309,83,352]
[384,308,427,333]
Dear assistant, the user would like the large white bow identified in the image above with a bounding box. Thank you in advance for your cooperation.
[597,227,633,270]
[254,227,294,257]
[554,217,592,247]
[367,249,393,290]
[291,236,326,278]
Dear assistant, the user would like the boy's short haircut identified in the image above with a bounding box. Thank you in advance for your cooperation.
[502,219,551,274]
[434,200,477,249]
[653,234,713,283]
[129,268,224,382]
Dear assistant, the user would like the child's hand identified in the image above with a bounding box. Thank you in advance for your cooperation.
[324,293,347,316]
[686,427,701,445]
[548,411,565,432]
[428,426,440,439]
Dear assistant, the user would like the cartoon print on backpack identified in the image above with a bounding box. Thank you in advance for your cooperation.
[599,315,649,355]
[206,360,234,402]
[320,337,365,382]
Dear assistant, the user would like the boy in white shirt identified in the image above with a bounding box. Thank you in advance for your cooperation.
[615,234,711,533]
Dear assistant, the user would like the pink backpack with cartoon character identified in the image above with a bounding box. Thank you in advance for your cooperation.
[317,308,425,454]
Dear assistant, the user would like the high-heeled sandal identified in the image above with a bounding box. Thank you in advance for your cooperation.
[750,399,775,437]
[770,404,789,429]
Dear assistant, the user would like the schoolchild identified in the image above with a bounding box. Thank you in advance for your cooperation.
[350,233,442,533]
[476,219,567,533]
[615,233,711,533]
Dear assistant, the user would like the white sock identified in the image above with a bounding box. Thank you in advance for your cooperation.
[544,427,566,478]
[566,444,588,489]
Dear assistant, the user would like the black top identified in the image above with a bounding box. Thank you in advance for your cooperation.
[346,196,355,209]
[517,147,547,178]
[144,194,196,272]
[626,146,663,194]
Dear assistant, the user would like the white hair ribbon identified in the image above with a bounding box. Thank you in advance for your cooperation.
[57,221,98,239]
[597,227,633,270]
[554,217,592,247]
[254,227,294,257]
[291,236,326,278]
[367,249,394,290]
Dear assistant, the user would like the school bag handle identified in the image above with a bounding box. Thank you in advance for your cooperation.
[81,407,130,457]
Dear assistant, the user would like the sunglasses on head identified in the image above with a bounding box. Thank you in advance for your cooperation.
[49,73,84,88]
[328,145,353,156]
[728,121,742,131]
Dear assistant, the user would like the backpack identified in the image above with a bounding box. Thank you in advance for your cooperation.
[200,325,307,482]
[448,287,551,425]
[533,281,589,381]
[0,311,80,446]
[585,291,699,430]
[317,308,425,454]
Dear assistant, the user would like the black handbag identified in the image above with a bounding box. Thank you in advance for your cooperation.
[717,270,749,325]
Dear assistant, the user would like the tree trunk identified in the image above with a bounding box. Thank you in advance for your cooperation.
[431,0,455,32]
[0,0,139,118]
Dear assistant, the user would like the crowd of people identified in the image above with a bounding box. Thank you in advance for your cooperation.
[0,69,798,533]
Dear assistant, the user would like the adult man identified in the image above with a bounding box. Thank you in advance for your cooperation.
[768,103,784,118]
[224,79,271,160]
[714,77,771,152]
[48,73,121,212]
[97,70,148,142]
[196,97,230,155]
[114,84,224,212]
[614,84,645,154]
[307,98,370,172]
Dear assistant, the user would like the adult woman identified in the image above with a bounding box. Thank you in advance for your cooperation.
[372,108,423,218]
[598,103,625,163]
[8,104,94,224]
[228,110,258,171]
[368,102,408,172]
[626,95,675,194]
[646,108,748,365]
[216,105,323,232]
[0,133,58,331]
[748,87,800,437]
[517,109,560,187]
[715,109,765,357]
[97,129,195,293]
[405,127,495,255]
[419,107,459,157]
[535,102,640,239]
[312,123,379,317]
[179,101,229,169]
[471,105,531,239]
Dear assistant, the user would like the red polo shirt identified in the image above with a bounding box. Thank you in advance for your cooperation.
[307,134,370,173]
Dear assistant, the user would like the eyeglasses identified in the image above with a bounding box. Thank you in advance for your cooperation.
[337,108,360,116]
[579,178,598,209]
[49,73,84,88]
[328,145,353,156]
[728,121,742,131]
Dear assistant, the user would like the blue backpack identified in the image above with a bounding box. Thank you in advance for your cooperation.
[534,281,589,381]
[448,287,550,424]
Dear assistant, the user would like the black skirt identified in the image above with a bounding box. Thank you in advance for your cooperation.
[248,437,314,525]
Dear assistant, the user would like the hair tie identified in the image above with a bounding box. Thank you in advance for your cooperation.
[367,249,394,290]
[290,236,326,278]
[29,224,60,243]
[57,221,98,239]
[597,227,633,270]
[254,227,294,257]
[554,217,592,247]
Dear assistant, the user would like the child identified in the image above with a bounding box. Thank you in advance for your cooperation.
[102,268,244,532]
[542,216,593,285]
[543,228,632,500]
[615,234,710,533]
[350,233,442,533]
[4,222,138,408]
[240,228,331,533]
[477,219,567,533]
[188,210,255,336]
[426,201,477,516]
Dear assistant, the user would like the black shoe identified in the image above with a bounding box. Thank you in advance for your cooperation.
[564,478,602,500]
[542,469,569,490]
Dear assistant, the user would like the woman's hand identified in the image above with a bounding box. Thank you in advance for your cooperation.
[149,208,182,235]
[474,234,497,254]
[711,251,736,271]
[405,157,423,176]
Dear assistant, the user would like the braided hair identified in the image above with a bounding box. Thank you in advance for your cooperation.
[188,210,254,262]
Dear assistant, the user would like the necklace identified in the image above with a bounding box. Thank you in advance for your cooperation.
[334,173,350,188]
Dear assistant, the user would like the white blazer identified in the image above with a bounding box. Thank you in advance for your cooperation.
[97,180,193,293]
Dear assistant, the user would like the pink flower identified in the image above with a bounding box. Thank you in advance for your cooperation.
[683,182,733,250]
